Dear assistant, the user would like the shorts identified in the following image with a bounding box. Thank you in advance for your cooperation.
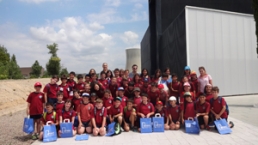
[82,121,91,128]
[30,114,42,120]
[171,120,179,124]
[47,97,57,104]
[198,116,205,125]
[124,117,130,124]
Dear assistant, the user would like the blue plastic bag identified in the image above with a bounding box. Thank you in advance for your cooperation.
[140,118,152,133]
[185,117,200,134]
[23,117,34,134]
[152,113,164,132]
[106,122,115,136]
[75,134,89,141]
[60,119,73,138]
[43,121,57,143]
[214,118,232,134]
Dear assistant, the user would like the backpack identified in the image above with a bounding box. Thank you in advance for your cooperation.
[43,111,57,122]
[46,83,58,94]
[210,96,229,115]
[106,122,122,136]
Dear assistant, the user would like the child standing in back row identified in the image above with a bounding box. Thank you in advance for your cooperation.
[26,82,45,140]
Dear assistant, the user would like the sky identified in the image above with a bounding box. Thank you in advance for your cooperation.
[0,0,149,73]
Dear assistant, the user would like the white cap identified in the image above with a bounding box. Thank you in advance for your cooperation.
[169,96,177,101]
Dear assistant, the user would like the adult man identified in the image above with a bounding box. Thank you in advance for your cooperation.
[102,63,108,74]
[129,64,138,78]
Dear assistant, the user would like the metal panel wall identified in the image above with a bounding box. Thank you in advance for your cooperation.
[140,27,151,73]
[186,6,258,96]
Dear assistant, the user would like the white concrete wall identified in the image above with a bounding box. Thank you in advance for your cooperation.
[185,6,258,96]
[125,48,141,72]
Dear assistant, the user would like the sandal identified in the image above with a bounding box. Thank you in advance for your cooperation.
[229,121,234,128]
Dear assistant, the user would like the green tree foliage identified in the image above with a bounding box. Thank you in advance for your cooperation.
[8,54,22,79]
[0,45,10,79]
[30,60,42,78]
[60,67,69,76]
[253,0,258,55]
[46,43,61,75]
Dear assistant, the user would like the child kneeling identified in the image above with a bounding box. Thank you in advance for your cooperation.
[91,99,107,136]
[167,96,181,130]
[123,99,137,132]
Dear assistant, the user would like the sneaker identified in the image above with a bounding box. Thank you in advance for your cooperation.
[229,121,234,128]
[120,127,124,132]
[132,126,138,132]
[31,134,37,140]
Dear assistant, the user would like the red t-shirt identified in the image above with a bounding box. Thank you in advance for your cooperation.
[170,81,180,97]
[133,96,142,107]
[67,79,76,89]
[109,84,118,98]
[205,94,213,103]
[184,102,196,120]
[134,81,143,88]
[72,97,82,112]
[137,102,154,116]
[117,77,122,85]
[108,105,123,116]
[179,82,195,95]
[55,101,65,113]
[192,79,198,94]
[91,107,107,127]
[77,103,94,122]
[103,97,113,108]
[75,82,85,92]
[119,96,128,108]
[167,105,180,122]
[123,107,135,120]
[98,79,109,90]
[180,91,195,108]
[210,97,228,118]
[59,84,71,101]
[43,83,58,98]
[27,92,45,115]
[155,108,167,121]
[159,90,168,104]
[141,85,150,94]
[147,90,160,105]
[124,89,134,99]
[195,101,210,113]
[41,111,58,125]
[60,110,76,122]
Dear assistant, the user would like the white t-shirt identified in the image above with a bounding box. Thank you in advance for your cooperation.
[198,74,212,93]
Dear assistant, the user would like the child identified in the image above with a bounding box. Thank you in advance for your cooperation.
[195,93,210,130]
[147,82,160,106]
[181,92,196,124]
[77,93,94,134]
[59,75,72,101]
[133,74,143,88]
[75,74,85,95]
[124,81,135,99]
[90,92,97,106]
[210,86,234,128]
[98,71,109,90]
[137,93,155,131]
[155,101,169,130]
[91,73,97,83]
[170,74,180,102]
[85,74,91,84]
[121,78,129,91]
[133,87,142,107]
[190,71,199,95]
[38,102,58,140]
[106,70,113,84]
[204,84,213,102]
[180,82,195,109]
[117,87,128,108]
[43,75,59,104]
[26,82,45,140]
[108,97,123,125]
[103,89,113,109]
[141,78,150,94]
[55,92,65,114]
[123,99,137,132]
[91,82,104,98]
[140,68,150,82]
[179,76,195,95]
[109,77,119,98]
[152,69,161,83]
[119,69,125,78]
[114,68,122,85]
[67,71,76,89]
[158,73,169,92]
[166,96,180,130]
[184,66,191,81]
[58,100,77,137]
[83,83,91,94]
[158,84,169,106]
[91,99,107,136]
[72,89,82,112]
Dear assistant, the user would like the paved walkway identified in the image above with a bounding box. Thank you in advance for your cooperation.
[33,95,258,145]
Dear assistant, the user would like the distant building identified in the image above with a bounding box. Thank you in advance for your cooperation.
[20,67,44,78]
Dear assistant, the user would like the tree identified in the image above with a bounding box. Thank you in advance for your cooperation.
[30,60,42,78]
[0,45,10,79]
[46,43,61,75]
[253,0,258,55]
[60,67,69,76]
[47,43,59,57]
[8,54,22,79]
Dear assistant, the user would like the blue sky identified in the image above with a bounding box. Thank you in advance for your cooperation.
[0,0,148,73]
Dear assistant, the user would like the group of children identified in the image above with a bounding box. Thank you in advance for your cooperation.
[26,67,234,140]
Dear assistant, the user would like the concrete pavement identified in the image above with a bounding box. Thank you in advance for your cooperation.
[32,95,258,145]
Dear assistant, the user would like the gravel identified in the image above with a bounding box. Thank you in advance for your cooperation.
[0,110,35,145]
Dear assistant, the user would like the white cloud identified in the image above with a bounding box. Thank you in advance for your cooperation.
[104,0,121,7]
[134,3,143,9]
[121,31,139,44]
[19,0,59,4]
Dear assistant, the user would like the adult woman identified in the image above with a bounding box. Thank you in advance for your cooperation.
[140,68,150,82]
[152,69,161,83]
[198,66,212,93]
[88,69,96,78]
[183,66,191,81]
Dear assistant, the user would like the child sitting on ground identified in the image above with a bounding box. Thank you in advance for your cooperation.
[123,99,137,132]
[108,97,123,126]
[195,93,210,130]
[166,96,181,130]
[91,99,107,136]
[155,101,169,130]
